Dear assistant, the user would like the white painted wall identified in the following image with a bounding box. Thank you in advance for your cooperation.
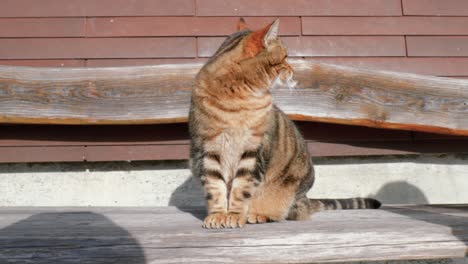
[0,154,466,207]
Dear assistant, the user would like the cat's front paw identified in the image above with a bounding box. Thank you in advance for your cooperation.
[203,213,227,229]
[247,213,269,224]
[203,212,247,229]
[225,212,247,228]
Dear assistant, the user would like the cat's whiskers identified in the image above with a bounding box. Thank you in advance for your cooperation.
[271,72,297,92]
[285,74,298,91]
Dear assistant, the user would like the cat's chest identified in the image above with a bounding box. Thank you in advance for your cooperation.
[212,129,260,179]
[213,128,259,153]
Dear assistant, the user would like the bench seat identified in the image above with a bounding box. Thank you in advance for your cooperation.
[0,205,466,263]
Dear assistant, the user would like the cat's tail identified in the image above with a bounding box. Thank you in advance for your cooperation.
[288,197,381,220]
[309,198,381,210]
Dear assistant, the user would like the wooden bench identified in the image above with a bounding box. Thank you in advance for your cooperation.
[0,61,467,263]
[1,60,467,163]
[0,205,467,263]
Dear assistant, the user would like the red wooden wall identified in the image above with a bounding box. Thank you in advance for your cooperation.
[0,0,467,162]
[1,0,468,78]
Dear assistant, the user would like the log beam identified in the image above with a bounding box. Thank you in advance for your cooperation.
[0,60,467,135]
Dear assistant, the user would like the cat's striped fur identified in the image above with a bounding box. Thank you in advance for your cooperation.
[189,19,380,229]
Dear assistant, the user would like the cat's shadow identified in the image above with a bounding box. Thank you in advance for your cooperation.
[168,177,435,221]
[0,212,146,263]
[169,176,207,221]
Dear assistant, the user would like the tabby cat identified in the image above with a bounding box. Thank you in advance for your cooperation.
[189,18,380,229]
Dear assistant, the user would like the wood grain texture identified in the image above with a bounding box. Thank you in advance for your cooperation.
[0,38,196,59]
[301,17,468,36]
[0,60,467,136]
[0,0,194,17]
[0,146,85,163]
[307,57,468,77]
[2,138,468,162]
[86,17,301,37]
[0,205,466,263]
[198,37,406,57]
[2,123,467,163]
[85,58,207,67]
[0,122,411,147]
[195,0,402,16]
[0,18,85,37]
[84,145,189,161]
[0,60,86,67]
[407,36,468,57]
[402,0,468,16]
[4,123,467,163]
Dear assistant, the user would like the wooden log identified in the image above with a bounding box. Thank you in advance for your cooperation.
[0,60,467,135]
[0,205,467,263]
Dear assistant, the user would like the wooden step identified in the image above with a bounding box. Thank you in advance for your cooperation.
[0,205,466,263]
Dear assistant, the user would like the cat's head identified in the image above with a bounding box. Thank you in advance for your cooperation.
[200,18,295,90]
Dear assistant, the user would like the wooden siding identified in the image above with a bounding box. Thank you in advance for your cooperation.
[1,123,467,163]
[1,0,468,76]
[0,1,467,162]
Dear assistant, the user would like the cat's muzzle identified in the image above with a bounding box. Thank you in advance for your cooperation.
[273,62,297,91]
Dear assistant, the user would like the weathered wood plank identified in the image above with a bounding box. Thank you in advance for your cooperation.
[0,205,466,263]
[0,122,412,147]
[0,60,467,135]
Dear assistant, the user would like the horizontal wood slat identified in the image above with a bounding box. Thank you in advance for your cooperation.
[86,17,301,37]
[0,0,194,17]
[0,18,85,38]
[0,60,86,67]
[0,146,85,163]
[198,37,406,58]
[4,58,468,78]
[309,140,468,157]
[1,122,466,163]
[196,0,402,16]
[302,17,468,35]
[308,58,468,77]
[407,37,468,57]
[85,59,207,67]
[0,124,190,146]
[84,145,189,162]
[4,17,468,39]
[0,122,414,147]
[402,0,468,16]
[1,60,467,136]
[0,38,196,59]
[0,123,398,162]
[0,205,467,263]
[286,37,406,57]
[2,140,468,163]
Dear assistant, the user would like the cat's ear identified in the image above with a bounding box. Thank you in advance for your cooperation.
[244,19,280,56]
[237,17,248,31]
[248,19,280,48]
[263,18,279,47]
